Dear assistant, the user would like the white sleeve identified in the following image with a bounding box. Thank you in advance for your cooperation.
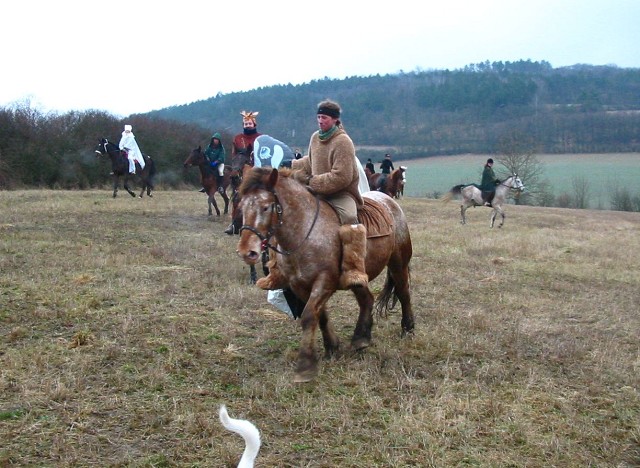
[355,156,370,195]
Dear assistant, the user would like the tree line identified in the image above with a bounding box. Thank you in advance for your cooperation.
[1,60,639,211]
[0,104,231,190]
[146,60,640,159]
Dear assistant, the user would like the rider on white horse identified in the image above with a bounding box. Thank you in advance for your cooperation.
[478,158,500,206]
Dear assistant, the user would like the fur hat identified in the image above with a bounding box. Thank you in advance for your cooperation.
[240,111,258,124]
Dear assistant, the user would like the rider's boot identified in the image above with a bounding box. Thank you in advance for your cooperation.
[256,251,287,290]
[338,224,369,289]
[217,175,224,193]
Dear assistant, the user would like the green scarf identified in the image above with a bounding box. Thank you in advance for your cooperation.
[318,125,338,141]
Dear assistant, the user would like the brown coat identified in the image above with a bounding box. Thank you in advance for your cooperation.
[292,127,363,208]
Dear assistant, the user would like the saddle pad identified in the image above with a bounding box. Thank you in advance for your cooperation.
[359,197,393,238]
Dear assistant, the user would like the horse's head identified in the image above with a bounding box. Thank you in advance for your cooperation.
[511,174,525,192]
[231,150,252,172]
[94,138,109,157]
[183,146,205,167]
[236,167,280,265]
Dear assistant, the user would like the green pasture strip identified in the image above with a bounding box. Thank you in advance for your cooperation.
[397,153,640,207]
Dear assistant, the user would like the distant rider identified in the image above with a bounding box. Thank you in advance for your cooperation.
[204,132,226,193]
[119,124,145,174]
[479,158,500,206]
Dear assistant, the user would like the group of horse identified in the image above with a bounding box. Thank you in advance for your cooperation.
[95,137,525,382]
[365,166,407,199]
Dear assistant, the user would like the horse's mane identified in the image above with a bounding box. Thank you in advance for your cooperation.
[239,166,296,196]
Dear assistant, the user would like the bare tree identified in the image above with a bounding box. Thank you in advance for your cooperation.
[571,175,590,209]
[495,130,547,205]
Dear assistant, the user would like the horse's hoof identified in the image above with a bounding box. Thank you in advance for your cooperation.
[351,337,371,351]
[293,369,317,383]
[324,345,341,360]
[401,327,415,337]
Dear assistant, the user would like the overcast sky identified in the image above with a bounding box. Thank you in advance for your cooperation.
[1,0,638,117]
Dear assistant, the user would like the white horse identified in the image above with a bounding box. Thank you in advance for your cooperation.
[442,174,525,228]
[219,405,261,467]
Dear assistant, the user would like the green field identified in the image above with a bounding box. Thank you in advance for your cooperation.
[395,153,640,208]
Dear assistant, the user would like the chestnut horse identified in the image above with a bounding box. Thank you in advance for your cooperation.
[236,167,415,382]
[95,138,156,198]
[442,174,525,228]
[183,146,232,216]
[366,166,406,198]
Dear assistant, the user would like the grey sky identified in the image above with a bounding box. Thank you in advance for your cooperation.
[1,0,638,116]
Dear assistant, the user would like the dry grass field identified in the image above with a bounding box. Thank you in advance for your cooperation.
[1,189,639,467]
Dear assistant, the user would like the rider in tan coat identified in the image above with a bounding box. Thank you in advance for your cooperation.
[257,100,368,291]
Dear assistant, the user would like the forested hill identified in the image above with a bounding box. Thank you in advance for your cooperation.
[145,60,640,160]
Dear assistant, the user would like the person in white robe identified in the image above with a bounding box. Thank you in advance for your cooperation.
[119,124,145,174]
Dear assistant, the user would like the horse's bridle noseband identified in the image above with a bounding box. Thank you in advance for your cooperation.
[498,175,523,191]
[239,188,320,256]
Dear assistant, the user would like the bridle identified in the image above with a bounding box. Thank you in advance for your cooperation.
[96,140,121,158]
[239,188,321,256]
[498,175,523,191]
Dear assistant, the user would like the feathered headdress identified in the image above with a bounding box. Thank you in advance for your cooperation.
[240,111,259,124]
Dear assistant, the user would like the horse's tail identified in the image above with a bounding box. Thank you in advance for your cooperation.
[146,156,157,177]
[441,184,464,203]
[375,267,408,318]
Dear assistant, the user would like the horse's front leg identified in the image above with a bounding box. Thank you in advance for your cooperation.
[207,194,213,216]
[124,175,136,197]
[460,204,467,224]
[496,206,506,228]
[294,286,334,383]
[318,305,340,359]
[490,208,497,228]
[112,176,118,198]
[222,192,230,215]
[209,194,221,216]
[350,286,375,350]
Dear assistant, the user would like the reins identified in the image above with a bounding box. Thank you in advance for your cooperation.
[498,175,521,191]
[239,188,321,256]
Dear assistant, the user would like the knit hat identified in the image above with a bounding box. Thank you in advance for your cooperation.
[124,124,132,132]
[316,100,341,119]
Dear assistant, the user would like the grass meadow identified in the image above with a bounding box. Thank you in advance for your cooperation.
[396,152,640,209]
[1,189,639,467]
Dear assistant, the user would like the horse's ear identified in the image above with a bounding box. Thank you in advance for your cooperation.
[268,168,279,189]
